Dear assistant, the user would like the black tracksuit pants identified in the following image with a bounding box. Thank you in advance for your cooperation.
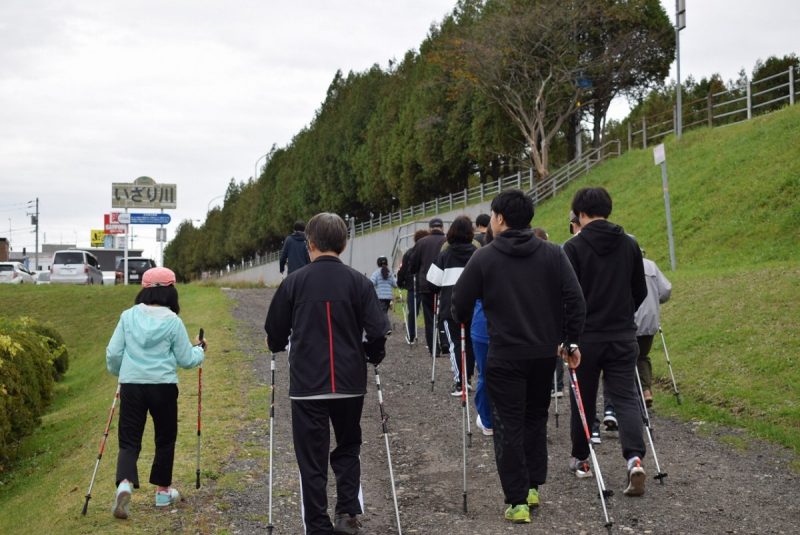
[115,383,178,488]
[292,396,364,535]
[486,356,556,505]
[405,289,420,342]
[442,318,475,385]
[570,340,646,462]
[420,292,448,356]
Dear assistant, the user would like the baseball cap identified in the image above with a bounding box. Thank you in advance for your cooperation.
[142,267,176,288]
[429,217,444,228]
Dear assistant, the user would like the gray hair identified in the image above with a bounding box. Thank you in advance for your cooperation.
[306,213,347,254]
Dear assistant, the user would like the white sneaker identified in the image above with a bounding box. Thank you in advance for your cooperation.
[155,487,180,507]
[475,415,493,436]
[624,457,646,496]
[112,480,132,519]
[569,457,592,478]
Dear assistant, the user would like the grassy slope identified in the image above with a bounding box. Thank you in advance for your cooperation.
[0,284,247,533]
[531,105,800,453]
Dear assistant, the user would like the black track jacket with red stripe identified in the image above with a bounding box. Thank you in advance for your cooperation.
[265,255,389,397]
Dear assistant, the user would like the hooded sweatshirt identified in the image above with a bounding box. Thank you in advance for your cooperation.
[106,303,205,383]
[563,219,647,342]
[279,231,311,274]
[426,241,477,321]
[452,228,585,360]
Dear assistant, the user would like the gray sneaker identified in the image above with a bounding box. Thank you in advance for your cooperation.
[333,513,362,535]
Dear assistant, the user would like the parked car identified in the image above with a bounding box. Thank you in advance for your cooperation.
[50,250,104,285]
[0,262,36,284]
[115,257,156,284]
[34,271,51,284]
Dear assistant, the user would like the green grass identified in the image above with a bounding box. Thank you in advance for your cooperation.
[529,105,800,454]
[0,284,247,533]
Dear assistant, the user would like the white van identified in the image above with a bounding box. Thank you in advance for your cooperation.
[50,250,104,285]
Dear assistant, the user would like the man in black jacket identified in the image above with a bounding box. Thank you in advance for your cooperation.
[452,190,585,524]
[265,212,388,535]
[396,229,429,344]
[279,220,311,275]
[562,187,648,497]
[408,218,447,356]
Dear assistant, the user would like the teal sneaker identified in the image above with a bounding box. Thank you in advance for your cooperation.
[504,503,531,523]
[155,487,180,507]
[112,480,132,519]
[527,488,539,508]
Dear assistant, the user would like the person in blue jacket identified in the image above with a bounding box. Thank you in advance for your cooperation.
[106,267,206,520]
[370,256,397,330]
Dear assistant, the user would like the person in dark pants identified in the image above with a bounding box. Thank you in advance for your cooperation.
[279,220,311,275]
[409,218,447,356]
[265,213,389,535]
[397,229,429,344]
[563,187,648,497]
[453,190,585,524]
[106,267,206,519]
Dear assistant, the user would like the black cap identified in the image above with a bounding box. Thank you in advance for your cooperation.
[429,217,444,228]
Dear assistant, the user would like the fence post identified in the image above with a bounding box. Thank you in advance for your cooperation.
[449,193,453,210]
[497,177,501,194]
[516,171,521,189]
[642,116,647,148]
[707,93,713,127]
[790,66,795,106]
[746,78,752,120]
[480,182,484,201]
[627,121,632,152]
[464,188,468,207]
[435,197,439,214]
[529,168,534,190]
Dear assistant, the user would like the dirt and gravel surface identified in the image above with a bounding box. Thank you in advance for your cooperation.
[214,288,798,534]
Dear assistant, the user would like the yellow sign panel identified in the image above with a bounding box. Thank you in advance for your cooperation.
[90,229,105,247]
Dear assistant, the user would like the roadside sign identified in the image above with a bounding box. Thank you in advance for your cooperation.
[104,214,126,235]
[129,213,171,225]
[653,144,666,165]
[90,229,105,247]
[112,176,177,209]
[156,228,167,242]
[117,213,131,224]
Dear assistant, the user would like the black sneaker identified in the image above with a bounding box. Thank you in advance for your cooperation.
[333,513,362,534]
[603,409,618,431]
[450,382,463,397]
[590,423,602,444]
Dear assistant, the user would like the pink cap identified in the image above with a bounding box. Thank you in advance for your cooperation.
[142,267,176,288]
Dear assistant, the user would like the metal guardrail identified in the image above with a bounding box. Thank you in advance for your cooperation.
[627,65,798,150]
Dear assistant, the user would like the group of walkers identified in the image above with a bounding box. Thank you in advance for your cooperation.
[101,188,671,534]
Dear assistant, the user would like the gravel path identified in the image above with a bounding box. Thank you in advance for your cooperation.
[216,288,798,534]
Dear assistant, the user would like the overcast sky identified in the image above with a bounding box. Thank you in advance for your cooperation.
[1,0,797,265]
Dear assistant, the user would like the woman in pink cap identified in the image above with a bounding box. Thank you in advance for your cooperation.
[106,267,206,519]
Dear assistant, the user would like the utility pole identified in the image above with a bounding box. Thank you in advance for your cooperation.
[675,0,686,139]
[27,197,40,270]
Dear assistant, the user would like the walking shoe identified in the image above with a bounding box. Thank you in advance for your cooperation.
[569,457,592,478]
[333,513,362,534]
[551,389,564,398]
[624,457,646,496]
[475,415,493,436]
[590,426,602,445]
[527,488,539,508]
[450,382,463,397]
[643,389,653,408]
[603,409,618,431]
[155,487,180,507]
[112,480,132,519]
[504,504,531,523]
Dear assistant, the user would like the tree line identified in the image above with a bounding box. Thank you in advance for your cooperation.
[165,1,791,280]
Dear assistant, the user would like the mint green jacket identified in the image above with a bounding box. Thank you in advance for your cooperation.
[106,304,204,384]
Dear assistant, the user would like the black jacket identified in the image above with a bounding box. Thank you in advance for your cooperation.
[265,256,389,397]
[396,246,416,290]
[562,219,647,342]
[279,231,311,274]
[452,228,585,360]
[427,242,477,321]
[408,230,446,294]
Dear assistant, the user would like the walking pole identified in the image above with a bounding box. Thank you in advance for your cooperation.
[196,328,204,489]
[82,384,121,515]
[460,324,472,447]
[430,294,439,392]
[553,368,560,428]
[635,367,667,483]
[401,290,412,346]
[658,326,682,404]
[267,351,276,535]
[568,367,613,534]
[459,324,470,513]
[413,278,419,343]
[373,366,403,534]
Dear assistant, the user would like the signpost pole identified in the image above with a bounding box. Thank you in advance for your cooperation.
[159,209,164,267]
[653,144,677,271]
[124,209,129,285]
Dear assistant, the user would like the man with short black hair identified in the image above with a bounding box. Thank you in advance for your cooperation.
[453,189,585,524]
[474,213,490,246]
[279,220,311,275]
[563,187,648,497]
[409,218,448,356]
[265,212,389,535]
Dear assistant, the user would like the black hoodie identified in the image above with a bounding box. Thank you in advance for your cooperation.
[279,231,311,274]
[563,219,647,342]
[452,228,585,360]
